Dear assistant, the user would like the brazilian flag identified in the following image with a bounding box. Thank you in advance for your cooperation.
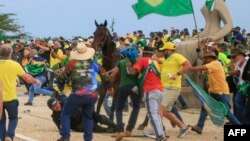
[185,75,228,126]
[132,0,194,19]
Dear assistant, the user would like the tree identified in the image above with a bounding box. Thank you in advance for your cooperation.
[0,4,29,41]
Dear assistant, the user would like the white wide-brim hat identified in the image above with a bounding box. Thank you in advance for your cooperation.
[70,42,95,60]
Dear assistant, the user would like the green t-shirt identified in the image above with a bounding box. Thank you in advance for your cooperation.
[224,50,230,58]
[118,58,138,87]
[218,52,230,73]
[136,39,147,48]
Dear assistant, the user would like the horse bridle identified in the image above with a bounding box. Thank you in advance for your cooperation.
[95,27,121,62]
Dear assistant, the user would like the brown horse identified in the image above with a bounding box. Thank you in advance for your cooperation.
[92,20,120,72]
[92,20,121,120]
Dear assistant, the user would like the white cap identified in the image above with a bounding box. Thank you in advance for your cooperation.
[48,40,54,46]
[207,42,214,47]
[173,39,181,44]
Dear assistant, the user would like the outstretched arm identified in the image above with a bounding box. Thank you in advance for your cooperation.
[191,65,208,71]
[21,74,41,85]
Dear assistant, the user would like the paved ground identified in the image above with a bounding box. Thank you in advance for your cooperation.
[14,86,224,141]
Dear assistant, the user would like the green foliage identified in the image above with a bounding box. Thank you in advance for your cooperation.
[0,4,29,40]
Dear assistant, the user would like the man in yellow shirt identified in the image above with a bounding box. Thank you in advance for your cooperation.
[159,42,192,138]
[0,45,40,141]
[49,40,64,88]
[191,51,240,134]
[209,43,230,73]
[162,29,170,42]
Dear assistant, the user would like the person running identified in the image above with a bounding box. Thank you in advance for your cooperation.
[0,45,40,141]
[56,42,99,141]
[156,42,192,138]
[126,47,166,141]
[191,51,241,134]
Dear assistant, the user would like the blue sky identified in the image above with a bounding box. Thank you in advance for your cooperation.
[1,0,249,38]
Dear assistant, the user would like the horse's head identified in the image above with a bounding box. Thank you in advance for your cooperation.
[92,20,112,51]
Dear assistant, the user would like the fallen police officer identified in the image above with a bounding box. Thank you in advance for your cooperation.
[47,93,117,133]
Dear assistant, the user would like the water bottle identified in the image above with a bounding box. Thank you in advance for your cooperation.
[167,73,172,78]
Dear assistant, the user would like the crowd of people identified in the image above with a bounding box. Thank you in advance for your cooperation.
[0,26,250,141]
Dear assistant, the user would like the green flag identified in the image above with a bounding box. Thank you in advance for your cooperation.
[132,0,194,19]
[184,75,228,126]
[205,0,215,11]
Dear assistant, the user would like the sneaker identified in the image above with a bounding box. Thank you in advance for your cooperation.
[224,121,232,125]
[116,132,125,141]
[57,137,69,141]
[5,136,12,141]
[177,125,191,138]
[156,135,167,141]
[24,102,33,106]
[142,129,156,139]
[191,125,203,134]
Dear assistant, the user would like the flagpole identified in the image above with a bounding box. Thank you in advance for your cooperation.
[190,0,201,53]
[110,18,115,33]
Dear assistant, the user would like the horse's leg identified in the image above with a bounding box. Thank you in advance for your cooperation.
[137,115,149,130]
[109,89,118,121]
[96,84,105,114]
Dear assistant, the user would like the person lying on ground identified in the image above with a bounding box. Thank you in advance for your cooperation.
[47,93,117,133]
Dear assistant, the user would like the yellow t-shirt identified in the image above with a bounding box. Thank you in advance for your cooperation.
[0,60,25,102]
[148,40,156,48]
[50,49,64,68]
[205,60,229,94]
[161,53,187,88]
[163,34,170,42]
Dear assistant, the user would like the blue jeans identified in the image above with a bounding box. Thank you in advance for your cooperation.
[0,100,19,140]
[60,94,97,141]
[28,75,53,103]
[116,85,141,132]
[196,94,241,128]
[235,91,247,124]
[172,106,183,122]
[232,89,238,118]
[178,95,188,108]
